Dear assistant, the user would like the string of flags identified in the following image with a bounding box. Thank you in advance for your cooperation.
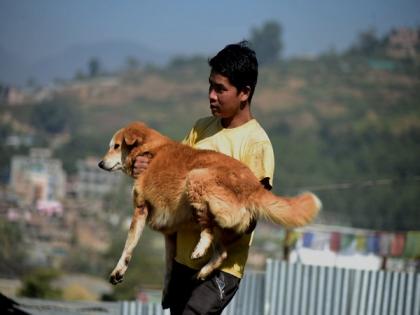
[286,228,420,259]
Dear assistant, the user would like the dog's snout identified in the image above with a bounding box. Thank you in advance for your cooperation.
[98,160,105,169]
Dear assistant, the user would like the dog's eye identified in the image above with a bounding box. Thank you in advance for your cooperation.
[114,144,120,149]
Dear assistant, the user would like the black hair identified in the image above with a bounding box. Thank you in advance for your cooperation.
[209,40,258,102]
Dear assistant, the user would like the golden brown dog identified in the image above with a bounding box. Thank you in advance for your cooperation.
[99,121,321,285]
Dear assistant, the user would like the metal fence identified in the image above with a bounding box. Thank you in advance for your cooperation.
[120,260,420,315]
[223,271,265,315]
[120,301,169,315]
[263,260,420,315]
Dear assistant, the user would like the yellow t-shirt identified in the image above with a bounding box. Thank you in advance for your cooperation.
[175,116,275,278]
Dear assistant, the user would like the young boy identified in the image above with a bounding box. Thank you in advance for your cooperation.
[134,41,275,314]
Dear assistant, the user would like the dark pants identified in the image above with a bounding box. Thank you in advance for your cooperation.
[163,261,240,315]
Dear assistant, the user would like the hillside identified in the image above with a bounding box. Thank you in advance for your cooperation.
[1,54,419,230]
[0,40,170,86]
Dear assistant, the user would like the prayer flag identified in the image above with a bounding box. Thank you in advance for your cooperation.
[390,233,405,257]
[330,231,341,252]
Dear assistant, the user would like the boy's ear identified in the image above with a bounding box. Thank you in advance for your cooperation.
[240,86,251,102]
[124,127,143,146]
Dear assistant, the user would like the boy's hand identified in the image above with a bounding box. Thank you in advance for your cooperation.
[133,155,150,177]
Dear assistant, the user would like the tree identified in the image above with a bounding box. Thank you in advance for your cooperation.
[348,27,383,56]
[0,219,28,275]
[88,57,102,78]
[125,56,141,71]
[74,69,86,81]
[26,77,39,90]
[249,21,283,65]
[30,97,80,134]
[19,268,62,299]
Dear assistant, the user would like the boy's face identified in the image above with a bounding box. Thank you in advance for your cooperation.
[208,71,249,119]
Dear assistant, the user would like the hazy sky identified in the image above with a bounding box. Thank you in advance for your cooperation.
[1,0,419,62]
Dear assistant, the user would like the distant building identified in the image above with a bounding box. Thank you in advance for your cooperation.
[387,27,420,59]
[9,148,66,207]
[75,157,123,199]
[5,134,34,148]
[0,86,27,105]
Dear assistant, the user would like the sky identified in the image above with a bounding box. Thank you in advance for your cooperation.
[1,0,420,63]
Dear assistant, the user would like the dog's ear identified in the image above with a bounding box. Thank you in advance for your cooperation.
[124,127,143,146]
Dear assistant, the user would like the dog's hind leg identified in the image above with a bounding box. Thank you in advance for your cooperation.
[189,199,215,260]
[186,169,216,259]
[196,228,227,280]
[207,194,253,234]
[109,205,148,285]
[191,227,214,259]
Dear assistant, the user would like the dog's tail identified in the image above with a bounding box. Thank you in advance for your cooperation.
[249,189,321,228]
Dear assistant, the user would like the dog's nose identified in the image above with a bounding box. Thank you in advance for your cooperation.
[98,161,105,169]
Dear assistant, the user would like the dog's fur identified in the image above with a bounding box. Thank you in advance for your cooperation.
[99,122,321,285]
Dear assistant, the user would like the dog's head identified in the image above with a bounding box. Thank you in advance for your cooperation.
[98,122,150,175]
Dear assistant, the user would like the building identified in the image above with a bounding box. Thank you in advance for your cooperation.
[0,86,28,105]
[75,157,123,200]
[387,27,420,59]
[9,148,66,207]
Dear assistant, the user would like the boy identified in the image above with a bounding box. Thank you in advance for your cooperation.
[134,41,275,314]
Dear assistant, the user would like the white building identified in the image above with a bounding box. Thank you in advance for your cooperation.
[75,157,123,199]
[387,27,420,59]
[10,148,66,206]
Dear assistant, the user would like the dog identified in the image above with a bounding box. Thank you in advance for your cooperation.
[99,121,321,285]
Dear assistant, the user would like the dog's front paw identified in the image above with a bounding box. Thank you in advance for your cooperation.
[191,247,206,260]
[109,269,125,285]
[191,241,210,260]
[196,266,212,280]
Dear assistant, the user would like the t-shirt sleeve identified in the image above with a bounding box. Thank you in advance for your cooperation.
[242,141,275,187]
[181,117,211,146]
[182,122,198,146]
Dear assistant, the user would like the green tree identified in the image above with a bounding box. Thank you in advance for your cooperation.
[0,219,28,275]
[74,69,86,80]
[26,77,39,89]
[125,56,141,71]
[30,97,80,134]
[19,268,62,299]
[249,20,283,65]
[88,57,102,78]
[348,27,384,56]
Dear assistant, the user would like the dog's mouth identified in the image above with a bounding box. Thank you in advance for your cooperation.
[109,163,121,171]
[98,160,121,171]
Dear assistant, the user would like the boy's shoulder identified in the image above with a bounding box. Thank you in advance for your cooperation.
[237,119,271,143]
[191,116,271,146]
[193,116,219,129]
[194,116,266,133]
